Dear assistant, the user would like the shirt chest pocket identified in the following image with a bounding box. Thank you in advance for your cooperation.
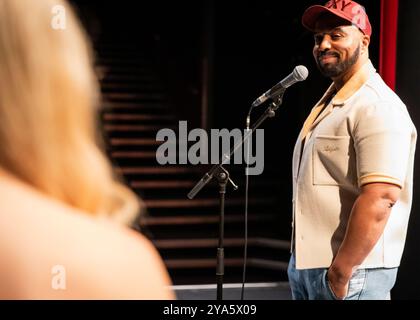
[312,135,353,186]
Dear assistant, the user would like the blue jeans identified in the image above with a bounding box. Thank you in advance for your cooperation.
[287,253,398,300]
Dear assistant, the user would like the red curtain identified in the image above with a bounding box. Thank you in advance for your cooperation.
[379,0,399,91]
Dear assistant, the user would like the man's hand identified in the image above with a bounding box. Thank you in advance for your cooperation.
[327,266,352,300]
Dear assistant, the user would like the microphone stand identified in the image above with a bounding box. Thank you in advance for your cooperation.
[187,92,285,300]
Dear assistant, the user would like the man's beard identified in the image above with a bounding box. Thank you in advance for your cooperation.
[316,45,360,78]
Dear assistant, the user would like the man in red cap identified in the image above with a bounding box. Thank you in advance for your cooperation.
[288,0,417,300]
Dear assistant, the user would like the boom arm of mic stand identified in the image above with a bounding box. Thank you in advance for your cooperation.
[187,93,284,200]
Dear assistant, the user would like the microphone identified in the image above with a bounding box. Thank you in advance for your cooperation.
[252,65,308,107]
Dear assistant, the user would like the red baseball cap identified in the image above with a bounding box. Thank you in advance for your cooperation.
[302,0,372,36]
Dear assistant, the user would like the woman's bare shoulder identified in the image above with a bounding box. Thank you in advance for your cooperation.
[0,174,174,300]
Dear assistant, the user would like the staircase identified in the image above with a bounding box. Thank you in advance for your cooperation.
[95,36,291,285]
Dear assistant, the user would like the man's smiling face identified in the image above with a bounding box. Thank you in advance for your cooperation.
[312,16,365,78]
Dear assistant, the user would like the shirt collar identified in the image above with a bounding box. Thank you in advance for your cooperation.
[331,59,376,106]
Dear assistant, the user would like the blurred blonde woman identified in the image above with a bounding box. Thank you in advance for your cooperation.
[0,0,174,299]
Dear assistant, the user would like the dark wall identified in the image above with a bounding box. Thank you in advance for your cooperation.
[393,0,420,300]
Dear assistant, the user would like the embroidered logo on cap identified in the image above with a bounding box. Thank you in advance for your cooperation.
[326,0,352,11]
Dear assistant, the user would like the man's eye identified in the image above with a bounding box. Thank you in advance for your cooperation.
[331,34,342,40]
[314,36,323,44]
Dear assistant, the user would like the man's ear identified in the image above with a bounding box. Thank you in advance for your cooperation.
[361,35,370,54]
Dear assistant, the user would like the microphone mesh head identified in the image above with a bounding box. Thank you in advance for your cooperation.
[293,65,309,81]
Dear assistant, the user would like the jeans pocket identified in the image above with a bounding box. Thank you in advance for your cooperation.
[323,269,367,300]
[346,269,367,300]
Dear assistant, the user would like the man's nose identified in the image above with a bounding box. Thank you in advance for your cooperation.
[318,36,332,51]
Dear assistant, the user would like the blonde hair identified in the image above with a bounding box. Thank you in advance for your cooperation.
[0,0,139,224]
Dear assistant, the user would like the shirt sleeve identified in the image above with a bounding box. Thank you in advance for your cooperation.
[353,101,413,188]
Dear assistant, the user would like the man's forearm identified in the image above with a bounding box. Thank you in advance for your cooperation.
[330,191,393,281]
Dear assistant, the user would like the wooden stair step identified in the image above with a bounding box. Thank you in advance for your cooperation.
[130,177,280,189]
[111,151,187,159]
[96,45,147,51]
[109,138,164,146]
[116,166,198,175]
[248,259,289,271]
[131,180,280,190]
[103,92,164,100]
[164,258,288,270]
[95,44,148,51]
[104,124,172,132]
[131,180,196,189]
[111,152,185,159]
[101,71,155,78]
[165,258,244,269]
[96,56,148,63]
[96,58,150,65]
[103,114,174,121]
[110,151,157,159]
[100,77,156,85]
[143,197,276,209]
[101,70,154,77]
[115,166,201,175]
[101,83,163,91]
[139,213,278,226]
[153,238,290,250]
[103,63,149,69]
[102,102,167,110]
[95,45,144,51]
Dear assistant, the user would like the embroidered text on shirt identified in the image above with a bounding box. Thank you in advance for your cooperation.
[323,145,339,153]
